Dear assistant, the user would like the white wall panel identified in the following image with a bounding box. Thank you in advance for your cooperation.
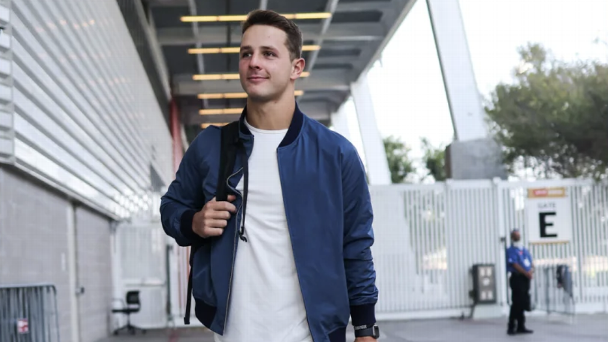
[5,0,173,219]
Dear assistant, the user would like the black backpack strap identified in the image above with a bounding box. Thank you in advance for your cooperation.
[184,121,240,325]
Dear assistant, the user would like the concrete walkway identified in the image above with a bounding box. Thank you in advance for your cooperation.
[98,314,608,342]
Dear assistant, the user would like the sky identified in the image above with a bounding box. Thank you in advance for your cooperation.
[357,0,608,177]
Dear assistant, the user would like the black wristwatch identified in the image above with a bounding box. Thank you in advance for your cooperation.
[354,324,380,339]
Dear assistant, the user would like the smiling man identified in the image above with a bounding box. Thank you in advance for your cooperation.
[160,9,379,342]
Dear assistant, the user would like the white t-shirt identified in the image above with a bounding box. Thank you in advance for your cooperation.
[214,119,313,342]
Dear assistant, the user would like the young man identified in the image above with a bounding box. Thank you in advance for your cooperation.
[160,9,379,342]
[505,229,534,336]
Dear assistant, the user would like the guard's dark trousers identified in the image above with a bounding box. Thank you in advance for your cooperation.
[508,273,530,331]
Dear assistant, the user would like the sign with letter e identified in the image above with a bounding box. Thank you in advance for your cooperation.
[526,187,572,244]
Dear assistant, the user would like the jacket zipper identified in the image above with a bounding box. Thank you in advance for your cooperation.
[276,152,314,340]
[223,167,243,331]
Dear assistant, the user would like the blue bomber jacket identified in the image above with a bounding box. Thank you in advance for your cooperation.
[160,103,378,342]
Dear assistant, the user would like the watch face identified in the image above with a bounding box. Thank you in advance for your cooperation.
[373,325,380,338]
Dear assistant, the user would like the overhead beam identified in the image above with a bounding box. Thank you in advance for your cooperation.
[150,0,391,11]
[336,1,393,12]
[157,22,385,46]
[306,0,340,72]
[147,0,189,7]
[173,69,350,95]
[357,0,417,76]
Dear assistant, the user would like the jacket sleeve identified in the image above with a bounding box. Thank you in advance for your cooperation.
[160,134,207,247]
[341,144,378,327]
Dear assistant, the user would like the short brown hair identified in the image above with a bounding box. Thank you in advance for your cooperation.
[242,10,303,60]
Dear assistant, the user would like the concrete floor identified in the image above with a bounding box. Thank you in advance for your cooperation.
[98,314,608,342]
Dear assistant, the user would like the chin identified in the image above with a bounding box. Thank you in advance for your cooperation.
[246,90,277,103]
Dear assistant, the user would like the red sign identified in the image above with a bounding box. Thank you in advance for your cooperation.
[17,318,28,334]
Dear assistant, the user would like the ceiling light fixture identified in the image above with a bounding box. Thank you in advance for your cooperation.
[200,108,244,115]
[201,123,229,129]
[193,72,310,81]
[198,90,304,99]
[181,12,331,23]
[188,45,320,54]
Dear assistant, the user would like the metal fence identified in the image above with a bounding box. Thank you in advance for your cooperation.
[0,284,60,342]
[498,180,608,313]
[369,179,608,319]
[530,265,576,315]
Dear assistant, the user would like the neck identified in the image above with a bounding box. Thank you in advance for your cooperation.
[245,90,295,130]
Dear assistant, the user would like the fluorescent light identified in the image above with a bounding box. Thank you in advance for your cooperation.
[181,12,331,23]
[301,45,321,51]
[200,108,244,115]
[192,74,241,81]
[198,91,304,99]
[189,45,320,54]
[283,13,332,20]
[193,73,309,81]
[182,15,248,22]
[201,123,229,129]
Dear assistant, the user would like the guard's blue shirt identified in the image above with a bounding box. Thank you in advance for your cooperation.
[506,246,533,273]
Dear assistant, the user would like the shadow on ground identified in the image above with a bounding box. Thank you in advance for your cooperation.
[98,314,608,342]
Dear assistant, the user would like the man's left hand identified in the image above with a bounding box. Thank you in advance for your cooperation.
[354,337,377,342]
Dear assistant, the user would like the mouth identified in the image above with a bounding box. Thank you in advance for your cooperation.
[247,75,268,82]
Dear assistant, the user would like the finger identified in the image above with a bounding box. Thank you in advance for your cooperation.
[206,219,228,228]
[203,228,224,237]
[211,201,237,213]
[227,194,236,202]
[211,210,231,220]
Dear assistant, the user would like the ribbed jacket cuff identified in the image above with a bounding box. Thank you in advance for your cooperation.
[179,209,204,243]
[350,303,376,327]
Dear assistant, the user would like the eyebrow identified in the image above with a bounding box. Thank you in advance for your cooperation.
[240,45,278,51]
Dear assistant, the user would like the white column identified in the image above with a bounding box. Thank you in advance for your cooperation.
[350,73,391,185]
[426,0,487,142]
[330,100,352,142]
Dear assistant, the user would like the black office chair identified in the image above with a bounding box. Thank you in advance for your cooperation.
[112,290,146,335]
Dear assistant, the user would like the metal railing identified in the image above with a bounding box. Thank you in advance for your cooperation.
[531,265,576,315]
[0,284,60,342]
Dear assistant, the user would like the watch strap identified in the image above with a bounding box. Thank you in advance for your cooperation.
[354,325,380,338]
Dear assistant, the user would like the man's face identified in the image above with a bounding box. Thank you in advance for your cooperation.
[239,25,303,102]
[511,231,521,242]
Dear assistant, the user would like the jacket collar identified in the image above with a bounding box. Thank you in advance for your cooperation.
[238,101,304,147]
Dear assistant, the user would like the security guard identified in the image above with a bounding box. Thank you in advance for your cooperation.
[506,229,534,335]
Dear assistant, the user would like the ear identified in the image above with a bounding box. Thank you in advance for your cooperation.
[291,58,306,80]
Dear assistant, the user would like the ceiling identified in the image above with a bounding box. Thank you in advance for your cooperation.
[143,0,415,138]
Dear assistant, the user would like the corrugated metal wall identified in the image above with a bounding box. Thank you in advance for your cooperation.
[6,0,173,219]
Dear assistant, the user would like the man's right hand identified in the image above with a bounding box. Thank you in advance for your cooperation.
[192,195,237,238]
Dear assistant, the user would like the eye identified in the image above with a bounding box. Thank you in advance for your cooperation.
[263,51,276,57]
[241,52,252,58]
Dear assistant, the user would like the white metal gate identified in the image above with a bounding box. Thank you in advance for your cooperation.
[371,180,504,319]
[371,179,608,319]
[497,180,608,313]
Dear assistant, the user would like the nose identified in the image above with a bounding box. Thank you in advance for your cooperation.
[249,52,262,69]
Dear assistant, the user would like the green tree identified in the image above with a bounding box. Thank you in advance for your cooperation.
[420,138,446,182]
[383,135,415,183]
[485,43,608,179]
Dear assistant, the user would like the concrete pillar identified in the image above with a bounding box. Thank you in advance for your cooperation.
[427,0,507,180]
[330,100,352,142]
[350,73,391,185]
